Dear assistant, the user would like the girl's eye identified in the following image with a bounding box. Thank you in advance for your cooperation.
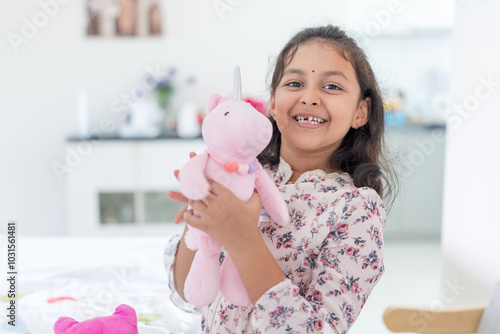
[286,82,302,88]
[324,84,341,90]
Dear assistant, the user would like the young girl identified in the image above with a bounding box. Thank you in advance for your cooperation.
[164,25,395,334]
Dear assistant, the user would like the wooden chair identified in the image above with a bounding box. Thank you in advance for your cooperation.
[383,305,485,334]
[384,281,500,334]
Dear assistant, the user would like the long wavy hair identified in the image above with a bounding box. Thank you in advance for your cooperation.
[258,25,398,209]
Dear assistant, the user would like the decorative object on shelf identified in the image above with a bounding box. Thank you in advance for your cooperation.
[384,90,408,126]
[151,67,177,134]
[154,72,174,110]
[77,89,90,139]
[117,67,196,138]
[178,66,289,307]
[118,93,164,138]
[149,67,197,135]
[86,0,163,37]
[176,101,201,138]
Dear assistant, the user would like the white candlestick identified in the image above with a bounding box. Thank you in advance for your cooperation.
[77,89,90,139]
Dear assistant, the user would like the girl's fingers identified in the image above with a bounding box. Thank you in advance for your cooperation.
[174,204,187,224]
[183,208,203,227]
[168,190,188,203]
[189,199,208,215]
[206,178,225,196]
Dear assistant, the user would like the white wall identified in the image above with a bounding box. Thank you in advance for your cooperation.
[441,0,500,305]
[0,0,453,235]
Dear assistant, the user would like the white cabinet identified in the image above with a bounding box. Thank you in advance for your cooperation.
[66,139,206,236]
[384,125,446,240]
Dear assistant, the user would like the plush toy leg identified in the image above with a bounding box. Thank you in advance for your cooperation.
[220,252,251,306]
[184,232,222,307]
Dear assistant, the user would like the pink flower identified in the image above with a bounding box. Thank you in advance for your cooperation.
[359,242,366,248]
[371,261,379,270]
[337,223,349,232]
[300,194,311,201]
[290,196,297,203]
[316,208,323,216]
[283,240,293,248]
[340,284,348,294]
[313,290,323,301]
[351,283,359,294]
[315,321,323,330]
[345,246,355,256]
[367,211,373,218]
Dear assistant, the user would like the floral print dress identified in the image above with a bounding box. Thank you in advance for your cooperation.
[163,157,386,334]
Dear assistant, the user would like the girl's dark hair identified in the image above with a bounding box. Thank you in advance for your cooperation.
[258,25,398,209]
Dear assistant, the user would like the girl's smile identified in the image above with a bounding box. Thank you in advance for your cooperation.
[269,39,369,174]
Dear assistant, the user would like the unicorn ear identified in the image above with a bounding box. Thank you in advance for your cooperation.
[206,93,232,113]
[206,93,222,113]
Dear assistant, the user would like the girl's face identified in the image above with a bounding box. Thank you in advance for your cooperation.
[269,40,369,165]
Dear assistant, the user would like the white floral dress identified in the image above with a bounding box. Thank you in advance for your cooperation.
[163,157,386,334]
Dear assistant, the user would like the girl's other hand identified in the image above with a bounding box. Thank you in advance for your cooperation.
[167,151,198,224]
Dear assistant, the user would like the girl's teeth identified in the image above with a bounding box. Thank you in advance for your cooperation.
[295,116,324,124]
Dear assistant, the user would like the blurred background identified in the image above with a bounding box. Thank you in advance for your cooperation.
[1,0,499,333]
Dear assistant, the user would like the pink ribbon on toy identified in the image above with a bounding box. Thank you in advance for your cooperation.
[206,149,259,175]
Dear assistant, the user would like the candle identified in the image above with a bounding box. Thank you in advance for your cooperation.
[77,89,90,139]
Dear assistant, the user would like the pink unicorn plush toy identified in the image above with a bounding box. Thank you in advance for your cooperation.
[179,66,289,307]
[54,304,138,334]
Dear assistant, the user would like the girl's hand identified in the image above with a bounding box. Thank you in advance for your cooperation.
[167,151,197,224]
[183,179,263,254]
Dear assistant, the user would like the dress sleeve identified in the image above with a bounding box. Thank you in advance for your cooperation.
[252,187,385,334]
[163,234,201,314]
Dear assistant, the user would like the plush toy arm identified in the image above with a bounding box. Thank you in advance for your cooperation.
[179,152,210,200]
[254,166,289,226]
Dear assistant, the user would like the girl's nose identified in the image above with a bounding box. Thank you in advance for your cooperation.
[300,87,320,106]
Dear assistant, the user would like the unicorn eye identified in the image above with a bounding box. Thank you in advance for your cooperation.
[224,112,230,116]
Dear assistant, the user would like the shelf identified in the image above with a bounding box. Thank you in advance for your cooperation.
[371,28,453,39]
[67,133,203,142]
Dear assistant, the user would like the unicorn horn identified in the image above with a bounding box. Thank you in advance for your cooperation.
[233,66,242,101]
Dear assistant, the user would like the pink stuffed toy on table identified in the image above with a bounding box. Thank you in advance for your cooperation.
[54,304,138,334]
[179,66,289,307]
